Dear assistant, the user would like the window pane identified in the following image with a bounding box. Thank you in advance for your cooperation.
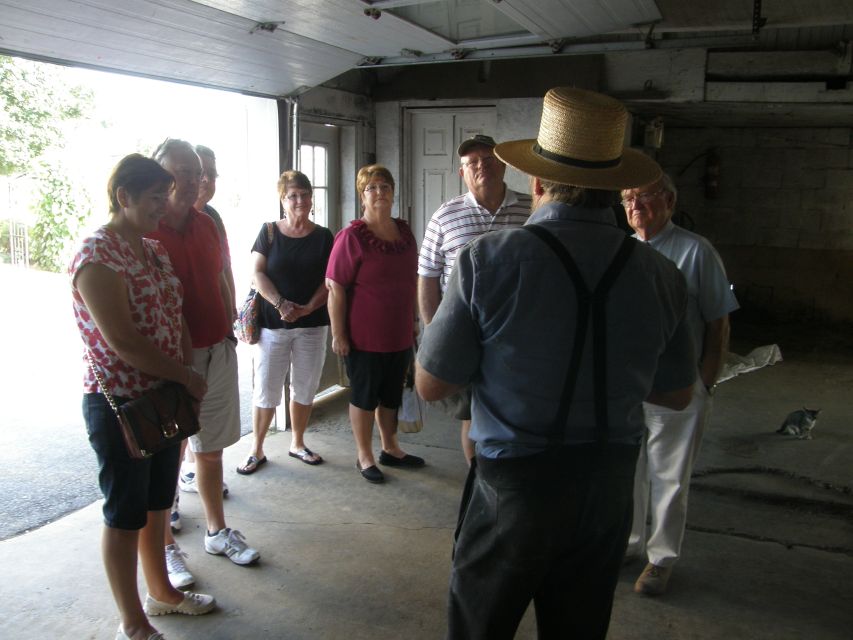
[300,144,314,182]
[314,187,328,227]
[314,146,327,187]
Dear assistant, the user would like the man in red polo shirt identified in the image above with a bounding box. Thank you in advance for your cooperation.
[150,139,259,576]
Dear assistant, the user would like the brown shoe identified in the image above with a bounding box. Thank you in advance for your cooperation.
[634,563,672,596]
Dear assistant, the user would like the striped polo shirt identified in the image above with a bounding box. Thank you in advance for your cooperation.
[418,188,532,292]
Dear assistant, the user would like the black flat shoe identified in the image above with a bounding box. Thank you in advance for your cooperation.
[378,451,425,468]
[356,461,385,483]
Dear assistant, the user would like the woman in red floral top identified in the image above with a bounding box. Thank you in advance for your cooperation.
[326,164,425,484]
[69,154,214,639]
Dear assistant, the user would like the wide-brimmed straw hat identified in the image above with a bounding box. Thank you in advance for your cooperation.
[494,87,661,190]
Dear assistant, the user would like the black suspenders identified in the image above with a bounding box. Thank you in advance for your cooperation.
[522,224,636,448]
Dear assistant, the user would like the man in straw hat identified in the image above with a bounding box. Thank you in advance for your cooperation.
[415,87,697,638]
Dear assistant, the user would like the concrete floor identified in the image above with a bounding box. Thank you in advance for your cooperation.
[1,326,852,639]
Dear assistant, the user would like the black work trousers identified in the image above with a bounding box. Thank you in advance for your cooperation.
[447,443,639,640]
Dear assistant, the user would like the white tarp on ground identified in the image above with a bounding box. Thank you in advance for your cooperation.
[719,344,783,384]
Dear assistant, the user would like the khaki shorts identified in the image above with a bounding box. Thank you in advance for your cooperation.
[189,339,241,453]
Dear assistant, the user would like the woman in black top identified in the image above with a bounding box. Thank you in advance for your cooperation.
[237,171,334,474]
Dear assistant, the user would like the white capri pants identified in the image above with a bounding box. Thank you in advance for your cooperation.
[253,326,328,408]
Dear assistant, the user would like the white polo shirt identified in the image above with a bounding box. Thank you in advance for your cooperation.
[418,188,531,292]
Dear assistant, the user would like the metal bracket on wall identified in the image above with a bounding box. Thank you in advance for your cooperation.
[752,0,767,35]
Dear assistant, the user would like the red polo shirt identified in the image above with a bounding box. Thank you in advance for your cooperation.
[148,208,228,348]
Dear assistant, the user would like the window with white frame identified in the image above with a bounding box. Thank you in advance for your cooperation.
[300,143,328,228]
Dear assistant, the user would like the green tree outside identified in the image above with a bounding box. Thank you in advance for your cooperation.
[0,55,93,270]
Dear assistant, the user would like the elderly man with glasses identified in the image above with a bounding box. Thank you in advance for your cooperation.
[417,134,531,464]
[621,173,739,596]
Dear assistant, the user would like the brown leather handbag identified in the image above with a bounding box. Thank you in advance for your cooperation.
[87,351,200,459]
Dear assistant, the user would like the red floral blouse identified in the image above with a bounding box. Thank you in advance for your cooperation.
[69,227,184,398]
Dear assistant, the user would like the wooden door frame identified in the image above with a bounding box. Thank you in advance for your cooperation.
[401,101,497,226]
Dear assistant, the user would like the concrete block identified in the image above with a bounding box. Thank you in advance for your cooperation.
[779,207,814,230]
[759,227,800,247]
[757,128,851,147]
[799,189,848,211]
[820,209,853,232]
[716,224,757,246]
[782,166,825,189]
[665,129,718,150]
[739,188,800,210]
[825,169,853,189]
[739,162,783,189]
[828,233,853,251]
[746,207,781,230]
[788,148,849,169]
[797,230,828,250]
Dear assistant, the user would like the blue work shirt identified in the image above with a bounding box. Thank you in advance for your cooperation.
[418,201,696,458]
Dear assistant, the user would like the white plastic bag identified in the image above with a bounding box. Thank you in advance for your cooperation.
[398,385,425,433]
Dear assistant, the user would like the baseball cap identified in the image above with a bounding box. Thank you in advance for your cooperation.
[457,134,497,157]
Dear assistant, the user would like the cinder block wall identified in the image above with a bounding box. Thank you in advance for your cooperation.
[658,127,853,324]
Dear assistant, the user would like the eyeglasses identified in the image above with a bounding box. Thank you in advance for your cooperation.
[461,156,500,170]
[621,188,666,208]
[285,191,312,201]
[363,183,393,194]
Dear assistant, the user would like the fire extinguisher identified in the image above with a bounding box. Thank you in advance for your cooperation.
[704,148,720,199]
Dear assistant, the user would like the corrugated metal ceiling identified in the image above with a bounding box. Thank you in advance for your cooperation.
[0,0,850,97]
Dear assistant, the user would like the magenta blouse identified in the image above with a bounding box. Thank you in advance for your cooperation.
[326,218,417,353]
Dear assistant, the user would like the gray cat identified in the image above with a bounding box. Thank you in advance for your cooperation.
[777,408,820,440]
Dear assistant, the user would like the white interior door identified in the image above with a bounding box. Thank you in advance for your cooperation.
[409,108,497,248]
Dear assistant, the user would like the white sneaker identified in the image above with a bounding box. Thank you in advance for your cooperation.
[165,543,194,589]
[204,527,259,565]
[116,626,165,639]
[178,470,198,493]
[179,470,229,496]
[143,591,215,616]
[169,493,181,533]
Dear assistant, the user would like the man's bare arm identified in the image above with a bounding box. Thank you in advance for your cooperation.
[700,315,729,388]
[418,276,442,325]
[415,360,462,401]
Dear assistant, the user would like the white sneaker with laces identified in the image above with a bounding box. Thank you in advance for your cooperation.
[178,470,198,493]
[165,543,194,589]
[143,591,215,616]
[204,527,260,565]
[179,470,229,496]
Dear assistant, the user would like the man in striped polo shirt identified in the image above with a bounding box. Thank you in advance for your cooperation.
[418,134,531,463]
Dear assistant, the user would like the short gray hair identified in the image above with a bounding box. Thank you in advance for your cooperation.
[661,172,678,207]
[195,144,215,160]
[151,138,196,165]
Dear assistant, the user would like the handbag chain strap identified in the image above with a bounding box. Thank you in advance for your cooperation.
[85,349,124,420]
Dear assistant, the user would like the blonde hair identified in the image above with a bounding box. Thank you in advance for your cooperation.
[356,164,395,197]
[277,170,313,199]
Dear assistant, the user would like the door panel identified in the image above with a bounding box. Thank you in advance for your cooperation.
[411,111,454,247]
[409,107,497,249]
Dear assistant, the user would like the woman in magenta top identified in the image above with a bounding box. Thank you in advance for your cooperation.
[326,164,424,484]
